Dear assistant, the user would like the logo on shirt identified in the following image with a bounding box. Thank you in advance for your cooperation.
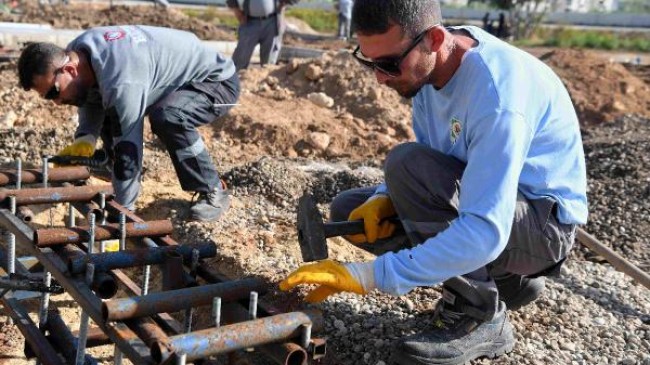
[450,117,463,144]
[103,30,126,42]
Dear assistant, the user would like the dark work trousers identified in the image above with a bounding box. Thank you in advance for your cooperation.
[232,16,283,70]
[330,142,577,317]
[102,73,240,209]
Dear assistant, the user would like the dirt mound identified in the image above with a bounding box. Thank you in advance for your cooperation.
[209,50,413,162]
[1,1,235,41]
[541,49,650,125]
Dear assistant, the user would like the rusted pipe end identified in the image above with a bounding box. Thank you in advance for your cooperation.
[92,272,118,299]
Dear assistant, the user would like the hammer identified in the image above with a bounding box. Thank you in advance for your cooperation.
[297,193,400,262]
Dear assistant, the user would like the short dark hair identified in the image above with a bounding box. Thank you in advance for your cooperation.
[17,42,66,90]
[352,0,442,38]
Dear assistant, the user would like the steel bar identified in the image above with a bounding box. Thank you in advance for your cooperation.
[577,228,650,289]
[35,220,174,247]
[102,278,265,321]
[0,166,90,187]
[67,243,216,274]
[45,309,98,365]
[0,185,113,207]
[162,250,187,291]
[17,205,34,222]
[1,296,65,365]
[104,201,318,362]
[53,244,118,299]
[0,208,154,363]
[151,310,324,363]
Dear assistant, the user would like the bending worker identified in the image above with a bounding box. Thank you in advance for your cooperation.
[280,0,588,364]
[18,25,239,221]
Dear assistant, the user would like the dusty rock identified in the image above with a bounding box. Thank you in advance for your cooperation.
[307,131,331,151]
[305,64,323,81]
[307,92,334,108]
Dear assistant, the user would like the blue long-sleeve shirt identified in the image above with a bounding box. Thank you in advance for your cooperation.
[373,26,588,296]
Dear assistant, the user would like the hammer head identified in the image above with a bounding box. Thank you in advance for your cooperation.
[297,193,329,262]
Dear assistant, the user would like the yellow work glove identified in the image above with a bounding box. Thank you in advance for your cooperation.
[280,260,374,303]
[347,194,396,244]
[57,135,96,158]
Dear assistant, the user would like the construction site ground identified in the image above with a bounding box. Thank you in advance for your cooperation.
[0,2,649,365]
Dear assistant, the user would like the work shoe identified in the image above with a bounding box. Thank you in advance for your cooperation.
[494,273,546,311]
[391,289,515,365]
[190,186,231,222]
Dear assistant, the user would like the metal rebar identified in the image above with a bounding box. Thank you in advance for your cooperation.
[44,309,98,365]
[15,158,21,189]
[151,310,324,363]
[141,265,151,296]
[35,220,174,247]
[88,213,96,255]
[42,158,48,188]
[0,166,90,187]
[0,185,113,207]
[249,291,258,320]
[68,203,76,228]
[119,213,126,251]
[162,250,187,291]
[16,206,34,223]
[75,263,95,365]
[102,278,265,322]
[300,324,312,350]
[37,272,52,330]
[212,297,221,328]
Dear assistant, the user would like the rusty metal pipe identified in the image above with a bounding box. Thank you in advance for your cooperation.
[103,278,265,322]
[44,309,99,365]
[0,185,113,207]
[17,206,34,222]
[151,310,323,363]
[0,166,90,186]
[35,220,173,247]
[68,243,216,274]
[52,244,118,299]
[162,250,187,291]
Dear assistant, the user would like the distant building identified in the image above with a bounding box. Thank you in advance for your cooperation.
[558,0,619,12]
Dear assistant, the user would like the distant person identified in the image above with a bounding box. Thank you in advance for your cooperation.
[227,0,299,70]
[281,0,587,364]
[17,25,239,221]
[496,12,509,39]
[336,0,354,40]
[482,11,490,32]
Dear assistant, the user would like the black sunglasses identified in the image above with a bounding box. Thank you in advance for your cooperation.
[352,24,438,77]
[44,71,62,100]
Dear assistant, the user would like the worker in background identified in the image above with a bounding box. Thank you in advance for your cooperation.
[280,0,588,364]
[17,25,239,222]
[335,0,354,41]
[227,0,299,70]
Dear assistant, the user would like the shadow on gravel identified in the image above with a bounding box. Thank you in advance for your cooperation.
[553,268,648,321]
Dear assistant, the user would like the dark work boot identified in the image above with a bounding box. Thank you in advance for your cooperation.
[494,273,546,311]
[391,288,515,365]
[189,185,231,222]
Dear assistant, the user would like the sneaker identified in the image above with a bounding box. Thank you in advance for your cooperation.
[391,289,515,365]
[494,273,546,311]
[189,186,231,222]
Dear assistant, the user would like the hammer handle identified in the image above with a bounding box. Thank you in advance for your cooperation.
[323,217,401,238]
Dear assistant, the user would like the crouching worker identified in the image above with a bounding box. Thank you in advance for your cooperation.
[280,0,588,364]
[18,25,239,221]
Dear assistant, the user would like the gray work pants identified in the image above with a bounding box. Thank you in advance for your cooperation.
[330,142,577,314]
[337,14,351,39]
[232,16,283,70]
[102,74,239,209]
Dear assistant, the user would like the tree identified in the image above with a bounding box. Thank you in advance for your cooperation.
[491,0,559,40]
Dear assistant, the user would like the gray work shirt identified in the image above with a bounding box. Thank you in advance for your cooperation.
[228,0,288,17]
[67,25,235,140]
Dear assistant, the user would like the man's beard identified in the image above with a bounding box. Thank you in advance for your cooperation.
[387,78,427,99]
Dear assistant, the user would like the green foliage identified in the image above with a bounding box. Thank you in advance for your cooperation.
[285,8,338,33]
[516,28,650,52]
[182,7,239,27]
